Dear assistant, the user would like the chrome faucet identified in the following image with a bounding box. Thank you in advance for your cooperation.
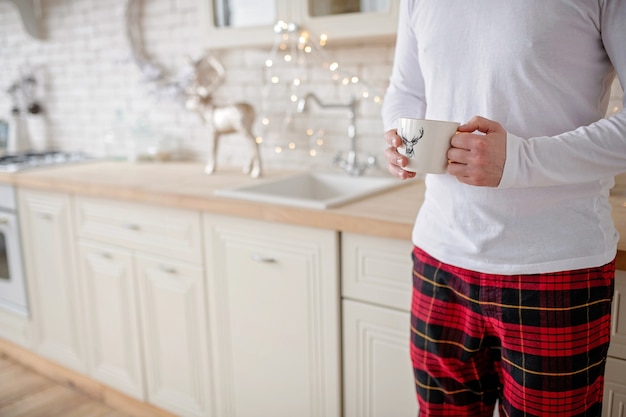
[297,92,376,176]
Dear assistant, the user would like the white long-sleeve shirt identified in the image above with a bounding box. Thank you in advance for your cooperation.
[382,0,626,274]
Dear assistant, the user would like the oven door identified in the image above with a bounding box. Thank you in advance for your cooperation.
[0,210,29,317]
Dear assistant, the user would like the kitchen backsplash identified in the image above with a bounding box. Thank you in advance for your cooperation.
[0,0,623,172]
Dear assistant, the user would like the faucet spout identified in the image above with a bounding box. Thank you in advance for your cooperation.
[297,93,355,115]
[296,92,374,176]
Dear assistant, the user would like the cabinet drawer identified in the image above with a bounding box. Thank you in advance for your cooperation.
[74,197,202,263]
[341,233,413,312]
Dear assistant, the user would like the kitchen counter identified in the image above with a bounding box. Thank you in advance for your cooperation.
[4,160,626,267]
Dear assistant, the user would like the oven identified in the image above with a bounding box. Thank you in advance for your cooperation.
[0,183,29,317]
[0,150,93,317]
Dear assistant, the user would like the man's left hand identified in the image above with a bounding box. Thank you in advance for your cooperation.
[447,116,507,187]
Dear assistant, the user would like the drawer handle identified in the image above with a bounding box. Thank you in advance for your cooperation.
[38,213,53,220]
[159,265,177,274]
[99,252,112,259]
[250,253,276,263]
[124,223,141,231]
[0,216,8,224]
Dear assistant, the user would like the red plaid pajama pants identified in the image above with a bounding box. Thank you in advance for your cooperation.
[411,246,615,417]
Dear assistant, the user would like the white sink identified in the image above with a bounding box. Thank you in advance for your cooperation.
[215,172,405,209]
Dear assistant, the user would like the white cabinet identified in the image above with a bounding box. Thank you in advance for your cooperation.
[342,233,414,311]
[203,214,341,417]
[343,299,417,417]
[135,253,211,417]
[17,189,86,373]
[74,196,211,417]
[292,0,399,44]
[604,270,626,417]
[341,232,417,417]
[201,0,399,49]
[604,357,626,417]
[77,241,144,400]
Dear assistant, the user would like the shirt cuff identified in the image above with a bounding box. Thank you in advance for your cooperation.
[497,132,525,188]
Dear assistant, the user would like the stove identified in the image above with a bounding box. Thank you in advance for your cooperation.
[0,151,94,172]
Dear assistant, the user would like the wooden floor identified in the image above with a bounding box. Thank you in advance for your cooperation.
[0,355,131,417]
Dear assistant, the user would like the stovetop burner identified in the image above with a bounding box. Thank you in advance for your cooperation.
[0,150,94,172]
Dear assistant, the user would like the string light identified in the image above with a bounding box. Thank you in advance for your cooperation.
[260,21,385,163]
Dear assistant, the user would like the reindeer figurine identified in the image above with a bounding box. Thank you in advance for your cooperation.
[124,0,261,177]
[184,55,262,178]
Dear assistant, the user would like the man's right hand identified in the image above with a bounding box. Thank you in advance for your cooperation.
[384,129,417,180]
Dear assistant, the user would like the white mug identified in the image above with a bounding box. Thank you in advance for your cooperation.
[397,117,460,174]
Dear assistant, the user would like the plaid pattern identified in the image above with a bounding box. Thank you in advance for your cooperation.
[411,246,615,417]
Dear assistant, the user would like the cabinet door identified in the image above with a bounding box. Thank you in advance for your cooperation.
[77,240,145,400]
[201,0,398,49]
[201,0,292,48]
[343,299,418,417]
[135,254,212,417]
[294,0,399,43]
[603,357,626,417]
[609,270,626,360]
[18,189,85,372]
[204,214,341,417]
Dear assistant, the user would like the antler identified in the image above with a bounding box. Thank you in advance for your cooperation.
[191,54,226,99]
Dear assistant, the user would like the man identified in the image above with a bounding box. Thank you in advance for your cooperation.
[382,1,626,416]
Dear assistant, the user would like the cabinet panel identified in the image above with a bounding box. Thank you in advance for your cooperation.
[201,0,398,49]
[18,189,85,372]
[342,233,413,312]
[343,299,418,417]
[74,197,202,263]
[78,240,145,400]
[294,0,399,43]
[200,0,292,48]
[609,271,626,360]
[603,357,626,417]
[135,254,212,417]
[204,214,341,417]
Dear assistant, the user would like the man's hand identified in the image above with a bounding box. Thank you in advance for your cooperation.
[447,116,507,187]
[384,129,417,180]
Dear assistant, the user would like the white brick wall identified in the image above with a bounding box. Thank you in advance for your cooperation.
[0,0,623,173]
[0,0,395,172]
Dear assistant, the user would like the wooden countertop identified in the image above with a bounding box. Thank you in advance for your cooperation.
[2,161,423,241]
[5,160,626,267]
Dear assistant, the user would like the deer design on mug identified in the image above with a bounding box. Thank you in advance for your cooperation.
[401,126,424,158]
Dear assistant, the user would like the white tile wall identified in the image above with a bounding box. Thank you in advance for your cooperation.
[0,0,623,173]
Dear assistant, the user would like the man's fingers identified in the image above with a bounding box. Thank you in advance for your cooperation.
[384,129,403,147]
[457,115,501,134]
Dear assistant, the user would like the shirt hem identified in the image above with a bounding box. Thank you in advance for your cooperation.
[413,244,617,275]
